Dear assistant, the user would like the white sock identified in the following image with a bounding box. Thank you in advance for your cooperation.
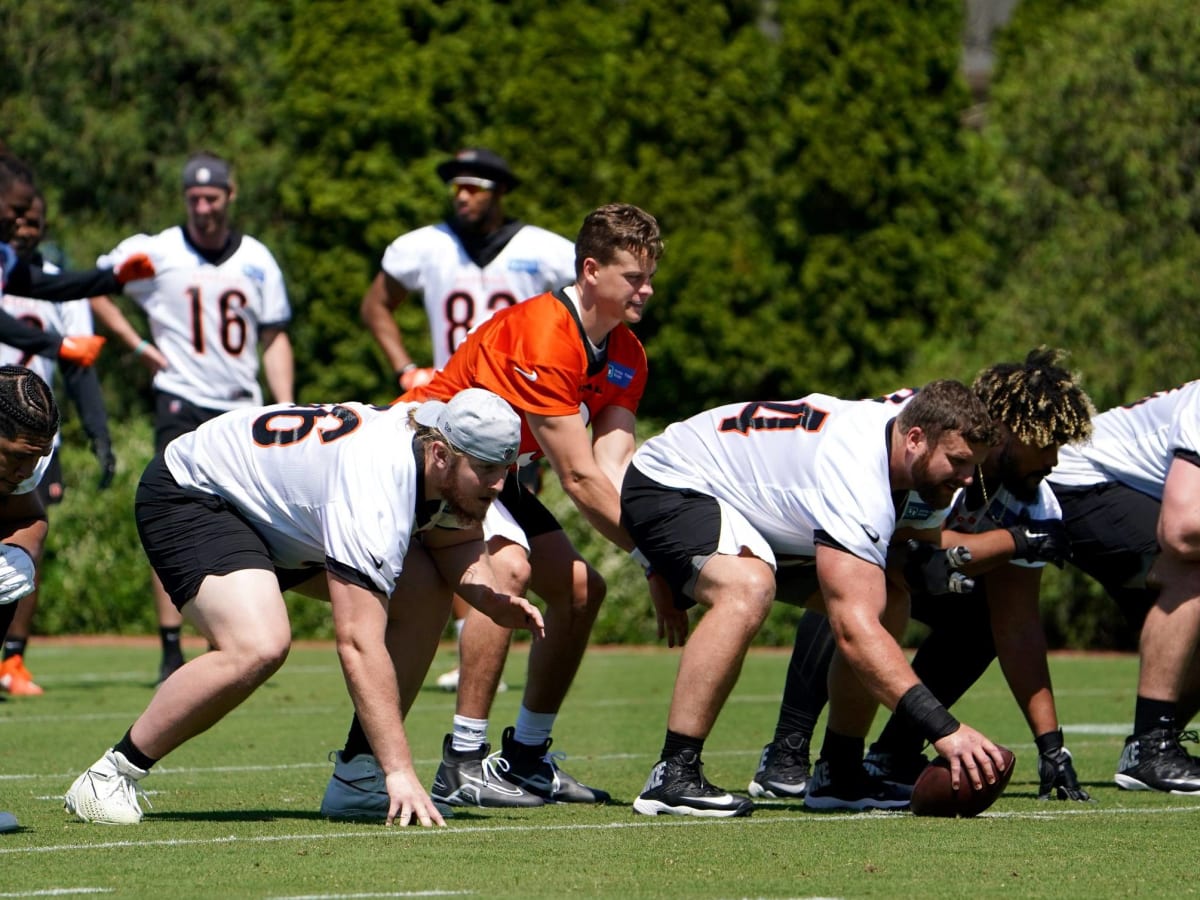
[513,706,557,748]
[454,617,465,639]
[451,715,489,753]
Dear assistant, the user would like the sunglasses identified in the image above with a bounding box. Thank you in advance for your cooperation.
[449,176,497,194]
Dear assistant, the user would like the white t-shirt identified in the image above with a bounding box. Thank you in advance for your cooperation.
[165,401,453,596]
[631,394,910,568]
[381,222,575,368]
[98,227,291,411]
[1049,380,1200,500]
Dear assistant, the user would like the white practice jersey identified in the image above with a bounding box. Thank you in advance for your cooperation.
[381,223,575,368]
[1,259,90,452]
[165,401,456,596]
[1049,380,1200,500]
[98,226,291,411]
[897,480,1061,569]
[1,259,91,387]
[632,394,911,568]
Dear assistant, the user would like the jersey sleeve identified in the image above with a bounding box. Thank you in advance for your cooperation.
[380,231,427,292]
[254,247,291,328]
[1168,386,1200,465]
[808,421,893,568]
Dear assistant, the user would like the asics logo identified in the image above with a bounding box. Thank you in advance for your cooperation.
[514,366,538,382]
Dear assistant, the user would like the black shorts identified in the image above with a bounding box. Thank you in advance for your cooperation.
[135,454,320,611]
[154,391,224,453]
[36,449,64,506]
[498,468,561,539]
[620,464,723,610]
[1052,480,1160,625]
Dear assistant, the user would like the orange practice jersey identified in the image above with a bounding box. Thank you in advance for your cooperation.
[402,289,648,465]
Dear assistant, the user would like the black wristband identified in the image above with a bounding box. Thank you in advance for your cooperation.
[895,683,960,743]
[1035,728,1064,756]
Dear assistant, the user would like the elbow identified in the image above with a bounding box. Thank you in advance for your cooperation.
[1160,519,1200,564]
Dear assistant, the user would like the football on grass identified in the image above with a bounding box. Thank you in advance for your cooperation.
[910,746,1015,818]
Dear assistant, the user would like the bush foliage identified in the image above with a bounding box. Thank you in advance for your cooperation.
[5,0,1198,648]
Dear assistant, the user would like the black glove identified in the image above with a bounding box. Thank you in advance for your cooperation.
[1036,728,1091,801]
[902,539,974,596]
[1007,517,1070,567]
[93,437,116,490]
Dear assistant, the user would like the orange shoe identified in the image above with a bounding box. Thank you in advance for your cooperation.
[0,654,44,696]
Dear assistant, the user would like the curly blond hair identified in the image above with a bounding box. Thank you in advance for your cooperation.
[972,348,1094,447]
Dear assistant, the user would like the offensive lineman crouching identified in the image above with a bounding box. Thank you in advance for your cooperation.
[65,388,544,826]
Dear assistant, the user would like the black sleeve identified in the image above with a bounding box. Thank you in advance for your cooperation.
[60,362,112,445]
[6,258,122,302]
[0,309,61,358]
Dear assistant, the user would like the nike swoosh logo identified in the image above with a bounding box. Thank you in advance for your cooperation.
[680,793,736,805]
[369,554,385,570]
[514,366,538,382]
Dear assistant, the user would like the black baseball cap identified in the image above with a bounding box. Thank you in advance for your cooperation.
[435,148,520,191]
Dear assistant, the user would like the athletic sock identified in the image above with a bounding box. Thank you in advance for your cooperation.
[818,728,864,775]
[661,729,704,762]
[451,715,489,753]
[2,636,26,661]
[1134,696,1177,737]
[774,611,835,744]
[341,714,372,761]
[513,706,556,747]
[160,626,183,663]
[114,729,158,772]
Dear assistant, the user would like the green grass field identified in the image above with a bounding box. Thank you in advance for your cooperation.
[1,639,1195,898]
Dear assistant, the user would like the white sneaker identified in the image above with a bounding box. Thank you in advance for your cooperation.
[434,667,506,693]
[65,749,150,825]
[320,750,453,820]
[435,668,460,692]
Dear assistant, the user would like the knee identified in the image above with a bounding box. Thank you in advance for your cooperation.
[491,552,532,596]
[238,637,290,684]
[571,565,606,616]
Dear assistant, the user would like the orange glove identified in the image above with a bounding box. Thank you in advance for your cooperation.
[115,253,156,284]
[398,366,437,392]
[59,335,106,367]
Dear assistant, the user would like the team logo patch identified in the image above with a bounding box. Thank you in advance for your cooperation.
[507,258,540,273]
[242,263,266,286]
[606,362,635,388]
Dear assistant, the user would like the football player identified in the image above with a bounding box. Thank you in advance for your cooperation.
[0,366,61,834]
[360,147,576,689]
[322,203,664,815]
[65,389,544,827]
[748,349,1096,808]
[90,152,294,684]
[0,190,116,698]
[621,380,1007,816]
[1050,381,1200,793]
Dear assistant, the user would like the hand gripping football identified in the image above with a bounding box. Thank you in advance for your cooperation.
[910,746,1015,818]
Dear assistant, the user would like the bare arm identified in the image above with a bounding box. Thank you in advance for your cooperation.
[528,407,634,550]
[260,326,295,403]
[424,533,545,636]
[360,271,418,373]
[1159,456,1200,561]
[818,543,918,708]
[819,542,1004,788]
[89,295,168,373]
[985,564,1060,738]
[327,571,443,827]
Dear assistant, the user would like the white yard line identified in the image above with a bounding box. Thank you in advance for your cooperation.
[6,803,1200,857]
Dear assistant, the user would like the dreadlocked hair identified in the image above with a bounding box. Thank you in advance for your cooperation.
[972,347,1094,448]
[0,366,59,442]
